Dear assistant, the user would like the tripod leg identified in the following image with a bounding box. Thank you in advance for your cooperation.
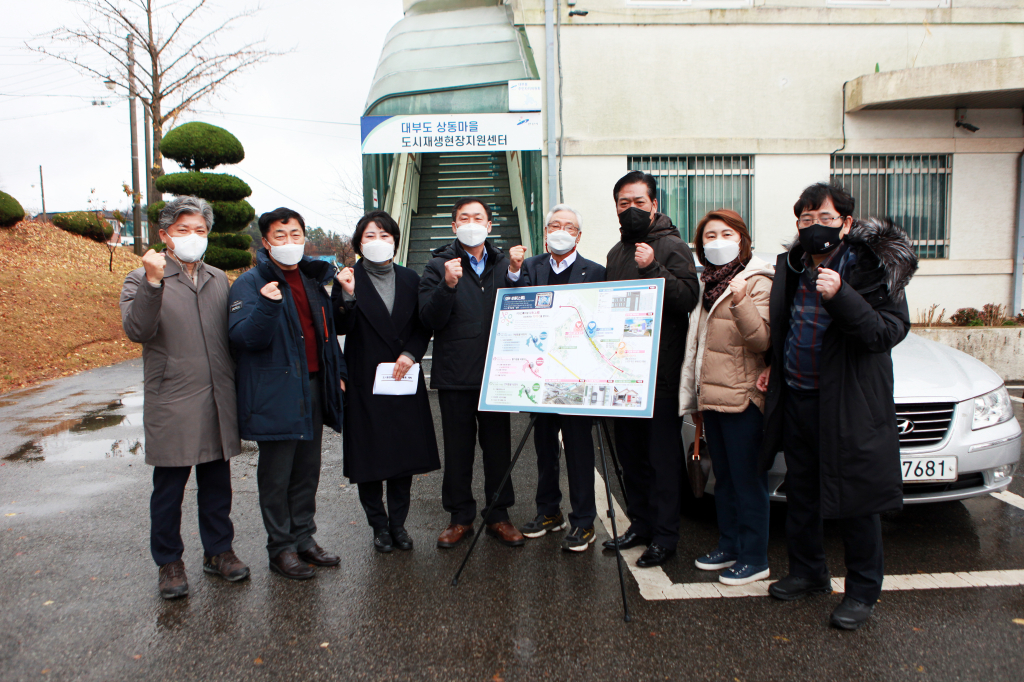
[452,413,539,587]
[601,418,629,510]
[597,420,632,623]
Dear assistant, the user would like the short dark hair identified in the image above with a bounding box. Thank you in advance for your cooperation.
[352,210,401,257]
[694,209,753,267]
[793,182,855,218]
[451,197,492,222]
[258,207,306,237]
[613,170,657,202]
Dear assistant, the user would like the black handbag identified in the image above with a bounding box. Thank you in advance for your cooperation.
[686,417,712,498]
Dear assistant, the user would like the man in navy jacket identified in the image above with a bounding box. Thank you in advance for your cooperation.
[505,205,606,552]
[228,207,347,580]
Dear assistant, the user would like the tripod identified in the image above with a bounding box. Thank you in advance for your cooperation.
[450,412,632,623]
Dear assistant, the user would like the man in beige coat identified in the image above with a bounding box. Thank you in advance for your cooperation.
[120,195,249,599]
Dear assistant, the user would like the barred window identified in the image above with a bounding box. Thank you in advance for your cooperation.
[628,155,754,244]
[830,154,951,259]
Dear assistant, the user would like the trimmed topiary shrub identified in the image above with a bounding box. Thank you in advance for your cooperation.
[209,232,252,250]
[147,200,166,226]
[52,211,113,242]
[160,122,245,171]
[154,173,252,202]
[0,191,25,228]
[158,121,254,268]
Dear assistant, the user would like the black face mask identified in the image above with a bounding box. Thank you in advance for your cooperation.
[618,206,653,241]
[798,223,844,255]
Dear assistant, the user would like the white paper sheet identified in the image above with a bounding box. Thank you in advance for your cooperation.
[372,362,420,396]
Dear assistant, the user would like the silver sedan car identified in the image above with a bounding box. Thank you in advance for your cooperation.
[682,332,1021,503]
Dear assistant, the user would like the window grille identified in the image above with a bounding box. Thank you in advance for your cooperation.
[830,154,951,259]
[628,155,754,244]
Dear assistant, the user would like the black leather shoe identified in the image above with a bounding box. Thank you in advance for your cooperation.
[636,543,676,568]
[601,528,652,551]
[391,526,413,551]
[269,551,316,581]
[830,596,875,630]
[768,574,832,601]
[298,543,340,567]
[374,527,393,553]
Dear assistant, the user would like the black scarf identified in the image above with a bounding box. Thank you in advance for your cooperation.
[700,259,746,312]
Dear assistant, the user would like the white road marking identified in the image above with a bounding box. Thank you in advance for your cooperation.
[991,490,1024,510]
[594,469,1024,601]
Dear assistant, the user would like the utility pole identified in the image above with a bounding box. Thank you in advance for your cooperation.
[38,165,47,222]
[128,33,144,255]
[143,100,157,245]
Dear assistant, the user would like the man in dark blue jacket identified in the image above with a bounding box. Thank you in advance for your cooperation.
[505,205,606,552]
[228,207,347,580]
[419,197,524,550]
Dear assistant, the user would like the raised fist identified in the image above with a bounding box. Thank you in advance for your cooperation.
[634,242,655,269]
[142,249,166,285]
[728,277,747,302]
[509,245,526,273]
[260,281,283,301]
[336,267,355,296]
[444,258,463,288]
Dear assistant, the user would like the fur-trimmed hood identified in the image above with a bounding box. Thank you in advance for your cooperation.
[786,217,918,301]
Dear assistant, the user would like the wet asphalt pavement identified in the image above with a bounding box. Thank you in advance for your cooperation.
[1,361,1023,681]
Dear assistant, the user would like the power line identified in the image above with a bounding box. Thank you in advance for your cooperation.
[193,109,360,126]
[0,104,95,122]
[234,168,330,225]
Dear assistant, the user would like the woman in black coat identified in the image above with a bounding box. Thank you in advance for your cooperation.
[333,211,439,552]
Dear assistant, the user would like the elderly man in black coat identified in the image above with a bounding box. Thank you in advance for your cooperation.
[759,182,917,630]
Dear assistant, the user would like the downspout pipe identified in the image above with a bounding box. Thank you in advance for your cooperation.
[545,0,558,210]
[1013,151,1024,316]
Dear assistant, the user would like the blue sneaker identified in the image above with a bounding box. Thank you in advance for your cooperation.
[694,549,737,571]
[719,563,770,586]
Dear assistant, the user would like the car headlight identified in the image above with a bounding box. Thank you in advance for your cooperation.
[972,386,1014,430]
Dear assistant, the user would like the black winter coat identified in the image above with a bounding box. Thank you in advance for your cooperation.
[229,250,347,441]
[761,218,918,519]
[605,213,699,397]
[333,261,440,483]
[419,239,510,391]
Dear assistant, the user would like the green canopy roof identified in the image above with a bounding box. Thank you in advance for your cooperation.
[364,4,539,117]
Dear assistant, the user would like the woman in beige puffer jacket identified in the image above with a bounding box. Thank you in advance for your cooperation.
[678,209,774,587]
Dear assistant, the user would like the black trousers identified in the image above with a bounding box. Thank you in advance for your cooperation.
[150,458,234,566]
[358,476,413,531]
[256,376,323,559]
[534,414,596,529]
[614,391,683,550]
[437,389,513,526]
[783,388,884,604]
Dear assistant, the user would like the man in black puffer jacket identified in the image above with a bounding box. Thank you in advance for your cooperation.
[601,171,700,569]
[419,197,524,550]
[760,182,917,631]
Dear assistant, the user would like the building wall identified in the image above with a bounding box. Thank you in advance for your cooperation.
[516,0,1024,315]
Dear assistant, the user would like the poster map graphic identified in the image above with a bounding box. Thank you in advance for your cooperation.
[478,279,665,418]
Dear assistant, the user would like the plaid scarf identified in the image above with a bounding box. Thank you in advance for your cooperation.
[700,258,746,312]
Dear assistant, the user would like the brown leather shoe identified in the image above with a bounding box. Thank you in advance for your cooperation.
[158,559,189,599]
[436,523,473,549]
[269,551,316,580]
[298,543,340,567]
[486,520,526,547]
[203,549,251,582]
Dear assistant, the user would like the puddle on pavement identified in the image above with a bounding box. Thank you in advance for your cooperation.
[3,391,145,463]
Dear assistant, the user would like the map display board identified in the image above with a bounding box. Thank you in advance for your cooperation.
[478,279,665,418]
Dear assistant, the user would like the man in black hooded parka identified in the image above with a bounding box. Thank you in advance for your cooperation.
[760,182,917,630]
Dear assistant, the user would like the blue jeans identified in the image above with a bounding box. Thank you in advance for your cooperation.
[702,403,769,567]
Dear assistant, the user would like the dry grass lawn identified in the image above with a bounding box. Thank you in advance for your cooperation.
[0,220,145,394]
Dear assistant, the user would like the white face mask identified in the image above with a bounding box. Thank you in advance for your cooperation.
[269,242,305,267]
[169,232,208,263]
[703,238,740,266]
[456,224,488,248]
[546,230,578,256]
[361,238,395,263]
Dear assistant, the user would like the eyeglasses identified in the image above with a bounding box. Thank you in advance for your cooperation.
[797,215,845,228]
[545,222,579,235]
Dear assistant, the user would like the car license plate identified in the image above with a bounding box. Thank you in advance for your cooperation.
[901,457,957,482]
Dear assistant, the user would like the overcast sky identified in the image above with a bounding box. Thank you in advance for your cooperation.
[1,0,404,235]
